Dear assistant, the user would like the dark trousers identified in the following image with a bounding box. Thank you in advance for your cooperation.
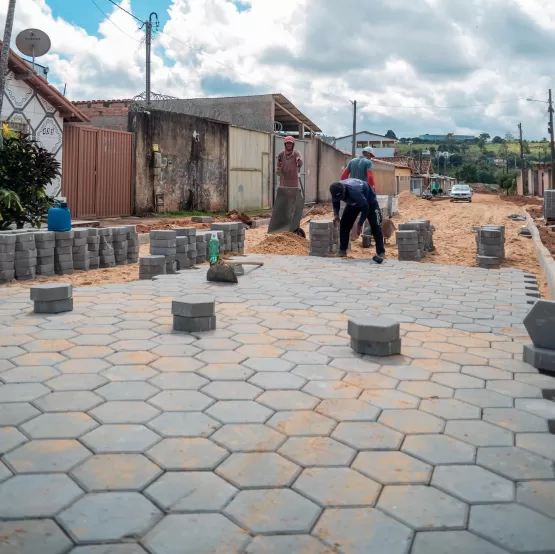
[340,202,385,255]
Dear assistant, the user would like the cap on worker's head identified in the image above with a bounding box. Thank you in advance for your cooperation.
[329,181,344,200]
[284,136,295,144]
[362,146,375,157]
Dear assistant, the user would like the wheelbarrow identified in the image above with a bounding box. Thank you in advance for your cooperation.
[267,187,306,238]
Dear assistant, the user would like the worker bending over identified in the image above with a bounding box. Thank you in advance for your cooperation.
[330,178,385,264]
[341,146,376,190]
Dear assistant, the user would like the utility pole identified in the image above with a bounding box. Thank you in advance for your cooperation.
[144,12,159,106]
[519,122,527,194]
[549,89,555,190]
[0,0,17,119]
[350,100,356,158]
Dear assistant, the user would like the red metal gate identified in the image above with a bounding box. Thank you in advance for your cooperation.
[62,126,133,218]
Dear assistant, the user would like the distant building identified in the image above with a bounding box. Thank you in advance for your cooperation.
[419,134,476,142]
[335,131,398,157]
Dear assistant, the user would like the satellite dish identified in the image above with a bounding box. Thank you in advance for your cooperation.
[15,29,51,74]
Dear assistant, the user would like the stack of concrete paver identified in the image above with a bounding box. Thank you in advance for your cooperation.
[72,229,90,271]
[0,234,16,283]
[211,223,234,254]
[195,232,208,264]
[523,299,555,372]
[174,228,196,270]
[476,226,505,269]
[31,283,73,314]
[87,229,100,269]
[35,231,55,276]
[54,230,74,275]
[395,230,420,261]
[139,255,166,280]
[238,225,246,254]
[126,226,140,264]
[172,294,216,332]
[98,228,115,268]
[544,189,555,220]
[15,233,37,281]
[396,220,435,261]
[348,315,401,356]
[192,216,212,223]
[150,230,177,274]
[112,227,128,266]
[309,220,338,257]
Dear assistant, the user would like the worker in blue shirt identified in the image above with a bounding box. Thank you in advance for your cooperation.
[329,178,385,264]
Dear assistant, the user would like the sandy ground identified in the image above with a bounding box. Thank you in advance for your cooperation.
[3,193,549,298]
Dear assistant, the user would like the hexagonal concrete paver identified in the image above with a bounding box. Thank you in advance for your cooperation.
[332,422,404,450]
[0,426,27,454]
[517,480,555,519]
[0,519,73,554]
[445,420,514,447]
[483,407,548,433]
[106,351,158,366]
[198,364,254,381]
[257,390,319,411]
[21,412,98,439]
[476,446,554,480]
[89,401,160,424]
[243,358,295,372]
[419,398,481,420]
[378,410,445,434]
[268,410,336,436]
[292,365,345,381]
[95,382,159,401]
[149,357,205,373]
[315,399,380,422]
[294,467,381,507]
[378,485,468,530]
[0,460,11,483]
[352,451,432,485]
[216,452,301,488]
[431,373,485,390]
[0,383,50,403]
[71,454,162,491]
[314,508,413,554]
[0,474,83,518]
[56,358,112,374]
[359,389,420,410]
[63,346,114,360]
[244,535,334,554]
[147,438,228,470]
[143,513,249,554]
[486,380,542,399]
[46,374,107,391]
[196,350,246,364]
[469,503,555,553]
[0,403,40,425]
[514,398,555,419]
[432,464,514,504]
[302,380,362,400]
[148,372,208,390]
[205,400,273,423]
[201,381,262,400]
[1,365,59,383]
[211,423,286,452]
[147,412,220,438]
[454,389,513,409]
[4,439,91,473]
[248,371,306,390]
[380,364,431,381]
[11,353,67,367]
[82,424,161,454]
[58,492,162,544]
[64,545,148,553]
[516,433,555,461]
[397,381,454,399]
[225,488,321,534]
[343,372,398,389]
[411,530,510,554]
[279,436,355,467]
[402,434,476,465]
[33,391,103,412]
[148,391,214,412]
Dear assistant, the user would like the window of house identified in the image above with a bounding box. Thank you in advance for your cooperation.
[1,119,29,134]
[356,141,368,148]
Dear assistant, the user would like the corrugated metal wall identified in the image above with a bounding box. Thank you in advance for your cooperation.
[229,127,271,211]
[62,126,133,218]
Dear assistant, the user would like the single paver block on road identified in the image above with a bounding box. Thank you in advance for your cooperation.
[34,298,73,314]
[523,344,555,372]
[348,316,400,342]
[523,299,555,349]
[172,295,215,317]
[30,283,72,301]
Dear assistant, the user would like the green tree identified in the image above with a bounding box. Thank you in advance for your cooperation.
[477,138,486,150]
[385,130,397,139]
[492,136,504,144]
[0,134,60,229]
[505,132,515,142]
[498,172,517,195]
[479,133,491,142]
[449,153,463,167]
[456,164,478,183]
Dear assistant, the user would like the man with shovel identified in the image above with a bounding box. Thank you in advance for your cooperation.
[330,178,385,264]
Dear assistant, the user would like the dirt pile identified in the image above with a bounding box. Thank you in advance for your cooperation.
[397,190,426,210]
[135,220,212,234]
[249,232,309,256]
[500,195,543,206]
[307,204,332,216]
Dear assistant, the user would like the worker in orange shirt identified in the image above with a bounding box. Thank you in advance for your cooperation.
[341,146,376,191]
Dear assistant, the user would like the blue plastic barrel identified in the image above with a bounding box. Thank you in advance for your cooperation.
[47,202,72,232]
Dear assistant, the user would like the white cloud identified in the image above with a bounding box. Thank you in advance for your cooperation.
[2,0,554,138]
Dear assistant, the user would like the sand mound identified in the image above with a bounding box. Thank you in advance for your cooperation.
[249,232,309,256]
[397,190,426,210]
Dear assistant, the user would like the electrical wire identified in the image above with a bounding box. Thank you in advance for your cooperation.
[90,0,142,42]
[106,0,144,24]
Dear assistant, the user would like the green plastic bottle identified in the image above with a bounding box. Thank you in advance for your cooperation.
[209,232,220,265]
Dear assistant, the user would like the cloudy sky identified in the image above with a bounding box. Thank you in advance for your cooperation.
[3,0,555,139]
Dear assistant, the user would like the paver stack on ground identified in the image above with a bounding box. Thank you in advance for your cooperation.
[72,229,90,271]
[397,220,435,262]
[396,230,420,261]
[211,223,233,254]
[31,283,73,313]
[0,233,16,283]
[348,315,401,356]
[195,232,209,264]
[139,255,166,280]
[127,226,140,264]
[544,189,555,221]
[15,232,37,281]
[523,299,555,372]
[309,220,338,257]
[35,231,55,276]
[210,222,247,255]
[174,227,196,270]
[54,230,74,275]
[98,228,115,268]
[476,226,505,269]
[87,229,100,269]
[150,230,177,274]
[112,227,129,266]
[172,294,216,332]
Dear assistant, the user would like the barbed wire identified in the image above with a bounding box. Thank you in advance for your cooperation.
[130,91,283,133]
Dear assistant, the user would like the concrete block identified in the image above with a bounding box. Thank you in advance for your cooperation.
[523,300,555,349]
[173,314,217,332]
[150,230,177,240]
[55,240,73,249]
[398,243,420,253]
[0,252,15,262]
[151,239,177,248]
[55,246,72,255]
[55,231,74,240]
[37,244,55,254]
[15,240,36,251]
[15,258,37,269]
[98,228,112,237]
[15,233,34,243]
[0,235,16,245]
[0,244,16,254]
[72,238,88,247]
[172,295,215,318]
[37,256,54,265]
[187,250,198,259]
[73,253,90,262]
[348,316,400,343]
[74,261,91,270]
[175,227,197,237]
[34,231,55,242]
[399,251,422,261]
[192,216,213,223]
[351,338,402,356]
[477,255,501,267]
[140,255,166,267]
[34,298,74,314]
[55,261,74,270]
[523,344,555,373]
[0,261,14,270]
[31,283,72,301]
[55,253,73,263]
[0,270,15,281]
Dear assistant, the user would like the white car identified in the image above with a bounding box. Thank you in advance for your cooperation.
[450,184,473,203]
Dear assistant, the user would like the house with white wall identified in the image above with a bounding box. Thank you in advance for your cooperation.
[0,44,88,197]
[335,131,398,158]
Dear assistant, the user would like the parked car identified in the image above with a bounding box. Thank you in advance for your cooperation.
[450,184,473,203]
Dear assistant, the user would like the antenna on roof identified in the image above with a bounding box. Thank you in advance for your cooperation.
[15,28,51,73]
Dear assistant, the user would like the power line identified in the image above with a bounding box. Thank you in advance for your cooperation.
[106,0,143,24]
[90,0,141,42]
